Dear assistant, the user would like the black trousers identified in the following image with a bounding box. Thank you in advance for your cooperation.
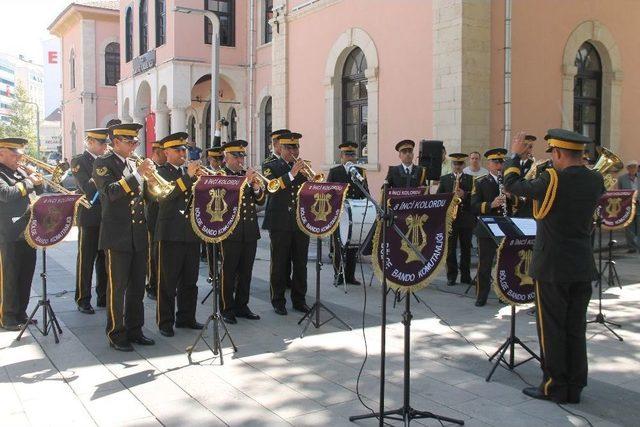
[331,233,358,280]
[157,240,199,330]
[446,225,473,282]
[146,232,158,295]
[269,229,309,308]
[75,225,107,307]
[534,280,592,398]
[104,249,146,345]
[220,240,257,314]
[476,237,497,303]
[0,240,36,327]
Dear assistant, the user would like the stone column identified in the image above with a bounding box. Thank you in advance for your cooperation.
[170,107,186,133]
[155,110,170,141]
[270,0,288,129]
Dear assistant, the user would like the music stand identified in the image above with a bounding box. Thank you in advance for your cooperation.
[602,230,622,289]
[476,216,541,381]
[16,248,63,344]
[187,242,237,364]
[298,237,351,338]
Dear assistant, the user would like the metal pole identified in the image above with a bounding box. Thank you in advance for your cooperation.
[36,104,41,157]
[503,0,512,149]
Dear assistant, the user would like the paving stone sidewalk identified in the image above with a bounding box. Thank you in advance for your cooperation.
[1,227,639,426]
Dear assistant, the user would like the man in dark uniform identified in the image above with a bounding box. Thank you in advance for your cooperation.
[513,134,537,218]
[385,140,428,188]
[0,138,43,331]
[327,142,369,286]
[262,132,310,315]
[470,147,515,306]
[504,129,604,404]
[205,146,225,172]
[437,153,475,286]
[92,123,155,351]
[154,132,204,337]
[71,129,110,314]
[144,141,166,300]
[218,140,266,324]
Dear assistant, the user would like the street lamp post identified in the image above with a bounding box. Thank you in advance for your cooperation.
[174,6,220,149]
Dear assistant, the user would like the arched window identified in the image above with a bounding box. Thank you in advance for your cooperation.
[155,0,166,47]
[105,42,120,86]
[228,108,237,141]
[573,42,602,152]
[263,96,272,156]
[263,0,273,44]
[139,0,148,55]
[69,50,76,89]
[342,48,368,162]
[204,0,235,47]
[70,122,77,156]
[125,7,133,62]
[189,116,196,144]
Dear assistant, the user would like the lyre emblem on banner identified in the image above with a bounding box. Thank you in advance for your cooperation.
[310,193,332,222]
[605,197,622,218]
[42,206,64,234]
[206,188,228,222]
[515,248,534,286]
[400,214,428,263]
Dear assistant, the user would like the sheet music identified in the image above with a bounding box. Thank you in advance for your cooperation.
[511,217,537,236]
[488,223,505,237]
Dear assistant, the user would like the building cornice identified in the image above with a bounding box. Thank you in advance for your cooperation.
[48,3,119,37]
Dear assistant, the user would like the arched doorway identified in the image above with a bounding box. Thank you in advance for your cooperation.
[342,47,368,162]
[573,42,602,156]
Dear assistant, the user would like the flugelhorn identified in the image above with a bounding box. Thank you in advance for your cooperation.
[593,146,623,190]
[129,153,175,199]
[293,156,325,182]
[20,155,92,209]
[248,168,281,193]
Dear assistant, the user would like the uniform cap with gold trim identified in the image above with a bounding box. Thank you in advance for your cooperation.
[276,132,302,146]
[108,123,143,140]
[544,128,592,153]
[339,142,358,153]
[0,137,28,154]
[149,141,163,149]
[484,148,508,160]
[223,139,248,157]
[206,147,224,158]
[525,134,537,142]
[395,139,415,152]
[270,129,291,139]
[449,152,468,161]
[85,128,109,142]
[160,132,189,149]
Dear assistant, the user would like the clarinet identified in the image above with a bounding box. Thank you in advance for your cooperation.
[497,172,508,217]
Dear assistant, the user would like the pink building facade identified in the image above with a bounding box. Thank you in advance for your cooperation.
[113,0,639,190]
[49,1,120,158]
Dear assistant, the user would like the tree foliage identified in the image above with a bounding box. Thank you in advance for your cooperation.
[0,84,38,156]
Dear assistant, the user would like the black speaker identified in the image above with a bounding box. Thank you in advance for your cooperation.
[419,140,444,181]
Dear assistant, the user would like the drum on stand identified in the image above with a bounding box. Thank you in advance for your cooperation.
[339,199,377,248]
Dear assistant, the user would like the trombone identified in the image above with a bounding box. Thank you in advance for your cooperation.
[20,155,92,209]
[293,156,325,182]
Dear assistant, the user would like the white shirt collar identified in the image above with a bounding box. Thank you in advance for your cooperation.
[402,163,413,172]
[489,172,500,183]
[114,151,127,163]
[86,150,98,159]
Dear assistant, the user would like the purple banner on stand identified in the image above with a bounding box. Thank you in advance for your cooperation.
[296,182,349,238]
[190,175,246,243]
[26,194,82,248]
[596,189,638,230]
[493,236,536,305]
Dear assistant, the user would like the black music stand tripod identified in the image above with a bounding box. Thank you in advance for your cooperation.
[588,218,623,341]
[187,242,237,364]
[298,237,351,338]
[16,248,63,344]
[348,179,464,426]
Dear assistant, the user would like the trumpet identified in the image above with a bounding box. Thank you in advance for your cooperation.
[293,156,324,182]
[129,153,175,199]
[245,168,281,193]
[194,163,226,176]
[20,155,92,209]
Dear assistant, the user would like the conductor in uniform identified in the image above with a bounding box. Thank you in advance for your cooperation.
[470,147,514,306]
[0,138,43,331]
[92,123,155,351]
[219,140,265,324]
[326,142,369,286]
[504,129,604,404]
[71,129,109,314]
[155,133,204,337]
[144,141,166,300]
[262,132,310,315]
[385,140,428,188]
[437,153,475,286]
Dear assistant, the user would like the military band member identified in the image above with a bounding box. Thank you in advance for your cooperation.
[218,140,265,324]
[154,133,203,337]
[437,153,475,286]
[205,146,225,172]
[144,141,166,300]
[505,129,604,404]
[327,142,369,286]
[93,123,155,351]
[71,129,110,314]
[470,148,514,306]
[262,132,310,315]
[385,140,428,188]
[513,134,537,218]
[0,138,43,331]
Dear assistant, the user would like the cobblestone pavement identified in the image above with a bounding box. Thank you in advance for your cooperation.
[1,227,639,426]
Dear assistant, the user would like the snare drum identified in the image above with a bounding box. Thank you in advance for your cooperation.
[339,199,376,248]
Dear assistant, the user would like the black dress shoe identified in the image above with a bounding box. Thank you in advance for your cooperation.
[475,299,486,307]
[130,335,155,345]
[235,310,260,320]
[273,306,288,316]
[146,290,157,301]
[346,278,362,286]
[1,323,21,331]
[293,304,311,314]
[175,321,205,329]
[447,279,456,286]
[77,305,95,314]
[461,277,472,285]
[334,274,345,285]
[522,387,567,403]
[110,342,134,352]
[222,313,237,324]
[567,388,581,404]
[96,299,106,308]
[159,327,174,337]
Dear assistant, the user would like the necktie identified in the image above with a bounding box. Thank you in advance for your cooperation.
[405,167,410,175]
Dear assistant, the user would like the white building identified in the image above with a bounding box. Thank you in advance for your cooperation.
[0,53,45,124]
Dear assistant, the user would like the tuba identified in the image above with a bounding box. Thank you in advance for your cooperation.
[593,146,623,190]
[129,153,175,199]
